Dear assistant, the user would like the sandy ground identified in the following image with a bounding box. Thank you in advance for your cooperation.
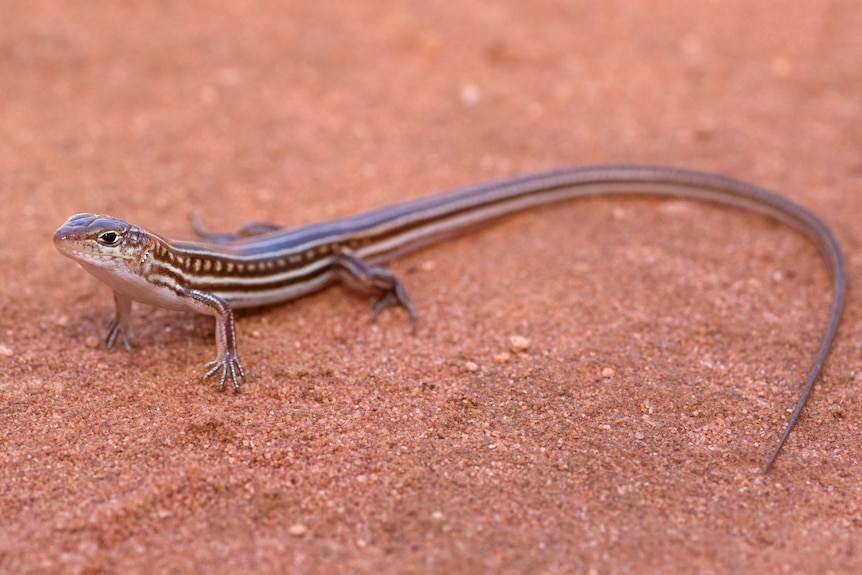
[1,1,861,573]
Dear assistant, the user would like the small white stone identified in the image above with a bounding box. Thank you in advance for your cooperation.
[460,84,481,105]
[509,335,530,353]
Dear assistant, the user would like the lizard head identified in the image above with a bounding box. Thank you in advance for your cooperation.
[54,213,156,280]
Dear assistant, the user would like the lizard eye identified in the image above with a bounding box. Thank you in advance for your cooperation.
[97,231,121,246]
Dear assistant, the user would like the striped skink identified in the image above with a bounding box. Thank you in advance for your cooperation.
[54,165,846,472]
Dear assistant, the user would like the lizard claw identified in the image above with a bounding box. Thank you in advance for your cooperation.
[203,354,246,392]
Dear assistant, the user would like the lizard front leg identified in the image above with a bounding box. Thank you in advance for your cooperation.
[185,289,245,392]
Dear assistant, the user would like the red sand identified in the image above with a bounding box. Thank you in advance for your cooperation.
[1,1,860,573]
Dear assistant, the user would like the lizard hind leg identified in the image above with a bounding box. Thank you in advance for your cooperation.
[333,251,418,332]
[190,215,282,244]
